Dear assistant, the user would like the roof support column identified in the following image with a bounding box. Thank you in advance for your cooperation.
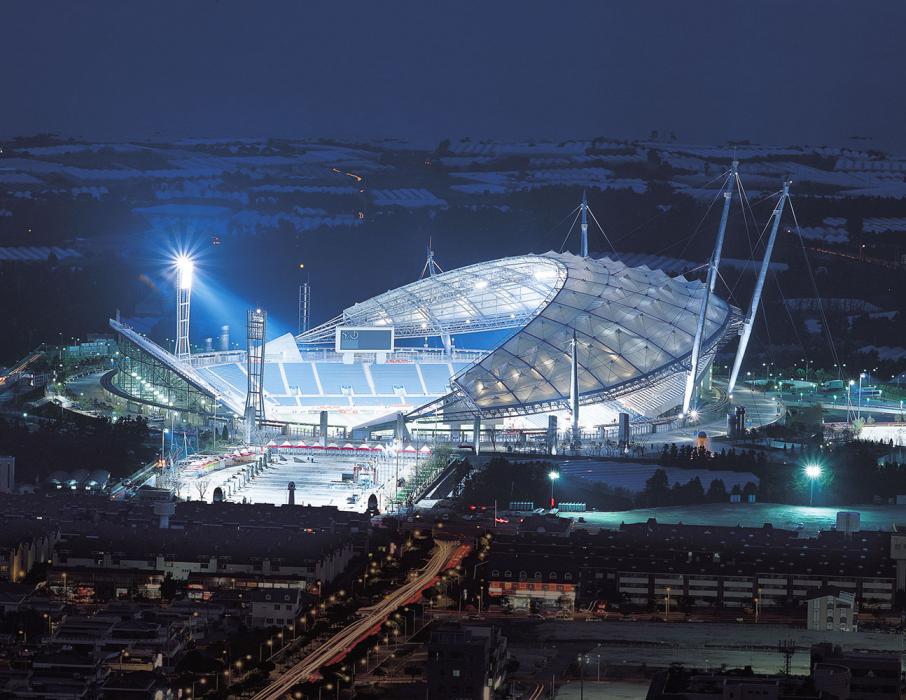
[570,330,580,445]
[683,161,737,414]
[728,180,790,396]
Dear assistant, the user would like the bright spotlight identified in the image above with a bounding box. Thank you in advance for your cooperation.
[688,409,700,421]
[548,470,560,481]
[175,255,194,290]
[804,464,822,479]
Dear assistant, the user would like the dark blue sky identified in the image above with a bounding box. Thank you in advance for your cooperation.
[3,1,905,150]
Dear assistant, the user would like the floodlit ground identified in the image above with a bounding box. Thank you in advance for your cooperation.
[561,502,906,535]
[555,681,648,700]
[181,453,418,512]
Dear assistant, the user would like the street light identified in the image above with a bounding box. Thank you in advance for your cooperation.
[805,463,822,505]
[548,470,559,508]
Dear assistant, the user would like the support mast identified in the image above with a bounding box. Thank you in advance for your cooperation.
[682,161,738,414]
[727,179,790,395]
[570,330,580,443]
[580,191,589,258]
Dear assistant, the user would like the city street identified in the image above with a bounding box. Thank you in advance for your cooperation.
[250,539,459,700]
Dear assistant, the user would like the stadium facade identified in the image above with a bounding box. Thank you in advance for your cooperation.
[103,251,742,438]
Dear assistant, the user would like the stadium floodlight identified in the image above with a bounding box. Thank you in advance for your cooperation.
[804,463,823,505]
[548,470,560,509]
[688,409,700,421]
[175,254,194,290]
[174,254,194,357]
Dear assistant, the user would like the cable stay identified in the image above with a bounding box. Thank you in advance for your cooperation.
[558,208,582,253]
[586,203,616,254]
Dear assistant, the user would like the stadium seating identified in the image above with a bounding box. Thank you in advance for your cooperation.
[315,363,371,395]
[206,363,247,393]
[369,364,423,394]
[283,362,320,394]
[419,363,454,394]
[263,367,287,395]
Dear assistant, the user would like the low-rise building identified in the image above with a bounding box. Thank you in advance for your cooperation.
[427,623,507,700]
[245,587,307,628]
[484,520,900,613]
[811,643,904,700]
[808,589,857,632]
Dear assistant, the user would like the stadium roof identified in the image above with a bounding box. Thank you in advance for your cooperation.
[298,254,565,342]
[300,252,741,419]
[395,252,742,420]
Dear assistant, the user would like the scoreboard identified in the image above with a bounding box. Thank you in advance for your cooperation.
[335,326,395,353]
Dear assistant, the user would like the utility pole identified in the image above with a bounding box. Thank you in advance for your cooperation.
[728,180,790,395]
[683,161,738,414]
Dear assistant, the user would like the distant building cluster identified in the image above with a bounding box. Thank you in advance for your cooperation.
[0,488,370,598]
[482,518,898,613]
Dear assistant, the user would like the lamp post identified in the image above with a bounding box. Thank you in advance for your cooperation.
[858,372,866,420]
[755,588,762,624]
[805,463,822,506]
[578,654,585,700]
[548,470,559,509]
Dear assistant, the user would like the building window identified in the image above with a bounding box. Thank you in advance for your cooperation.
[504,570,512,578]
[534,571,543,581]
[491,570,499,577]
[549,572,558,580]
[452,670,460,678]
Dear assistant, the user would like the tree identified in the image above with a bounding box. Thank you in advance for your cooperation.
[161,572,179,600]
[706,479,727,502]
[642,469,670,507]
[195,478,211,501]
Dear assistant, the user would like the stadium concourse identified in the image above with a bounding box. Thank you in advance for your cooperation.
[174,444,430,513]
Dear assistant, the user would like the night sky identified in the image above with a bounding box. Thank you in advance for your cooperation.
[3,1,905,150]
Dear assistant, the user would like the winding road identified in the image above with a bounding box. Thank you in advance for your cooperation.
[251,539,459,700]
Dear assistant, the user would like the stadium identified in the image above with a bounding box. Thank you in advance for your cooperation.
[104,250,744,443]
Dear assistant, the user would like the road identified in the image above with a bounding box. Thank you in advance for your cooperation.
[251,539,459,700]
[0,350,43,388]
[643,382,782,445]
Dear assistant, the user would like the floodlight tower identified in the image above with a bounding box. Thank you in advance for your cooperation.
[244,308,267,443]
[174,255,194,358]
